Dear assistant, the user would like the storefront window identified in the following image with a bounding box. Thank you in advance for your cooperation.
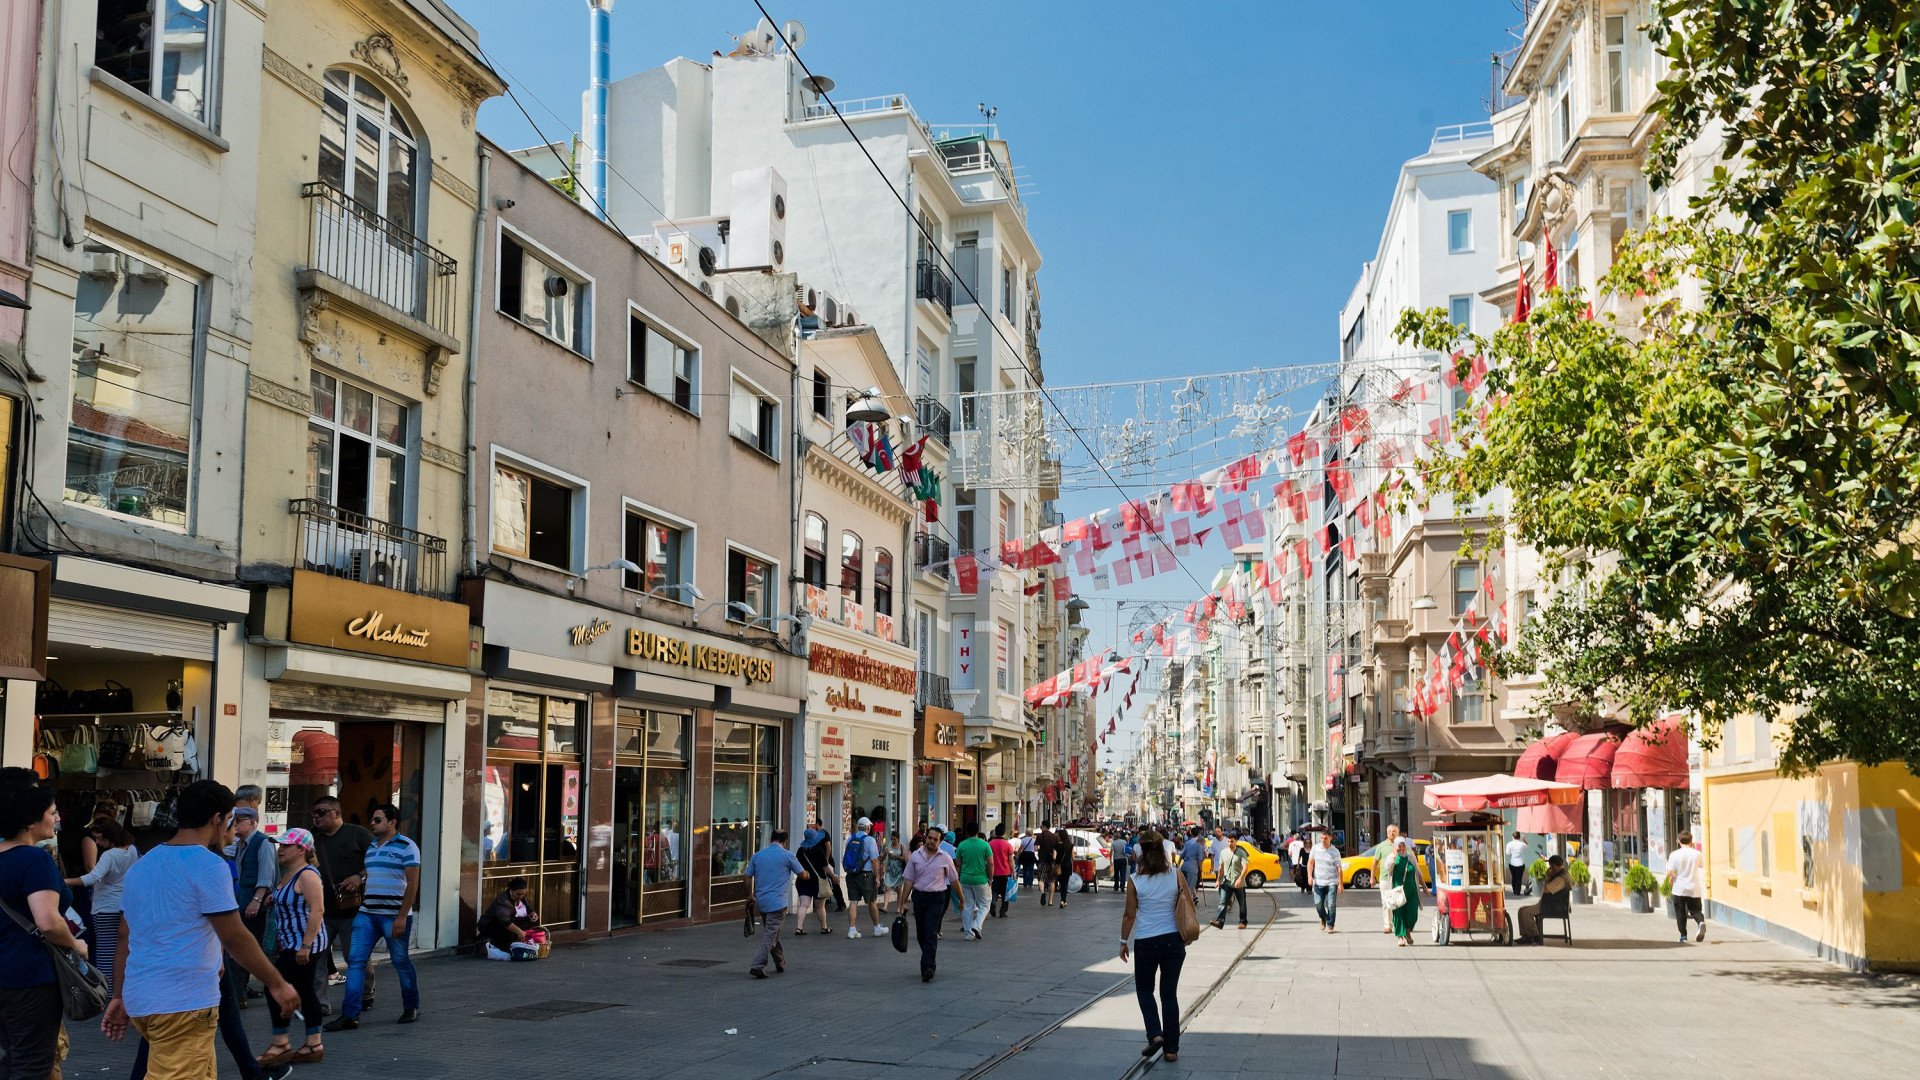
[1604,788,1644,881]
[711,719,780,905]
[482,689,585,930]
[613,708,689,926]
[849,756,897,842]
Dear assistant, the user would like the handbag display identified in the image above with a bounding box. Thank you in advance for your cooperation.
[80,681,134,713]
[1174,875,1201,944]
[130,792,159,828]
[0,893,111,1021]
[56,729,98,776]
[96,726,129,770]
[36,679,74,715]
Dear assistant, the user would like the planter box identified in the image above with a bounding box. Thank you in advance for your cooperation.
[1627,890,1653,914]
[1571,888,1592,904]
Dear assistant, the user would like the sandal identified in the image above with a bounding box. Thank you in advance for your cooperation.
[257,1046,293,1066]
[290,1045,325,1065]
[794,930,808,935]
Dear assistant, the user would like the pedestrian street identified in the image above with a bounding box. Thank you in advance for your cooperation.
[54,881,1918,1080]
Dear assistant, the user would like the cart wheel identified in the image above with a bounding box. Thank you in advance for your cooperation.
[1502,913,1515,945]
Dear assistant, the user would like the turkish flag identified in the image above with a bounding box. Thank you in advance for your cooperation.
[955,554,980,594]
[1340,535,1357,561]
[1544,237,1559,291]
[1513,273,1533,323]
[1024,581,1044,596]
[1052,576,1072,601]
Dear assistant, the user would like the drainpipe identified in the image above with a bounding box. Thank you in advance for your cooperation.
[789,316,807,833]
[584,0,613,219]
[463,147,492,577]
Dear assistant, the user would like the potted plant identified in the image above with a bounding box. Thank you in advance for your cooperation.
[1624,862,1659,913]
[1527,857,1550,886]
[1566,858,1593,903]
[1660,874,1676,918]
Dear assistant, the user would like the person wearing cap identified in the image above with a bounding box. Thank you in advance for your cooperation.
[256,827,329,1065]
[843,817,883,939]
[228,806,277,1005]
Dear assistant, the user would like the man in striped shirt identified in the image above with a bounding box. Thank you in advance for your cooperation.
[324,803,421,1030]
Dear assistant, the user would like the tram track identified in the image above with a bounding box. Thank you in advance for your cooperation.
[959,888,1285,1080]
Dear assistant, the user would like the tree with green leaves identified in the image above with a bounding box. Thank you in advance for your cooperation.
[1395,2,1920,773]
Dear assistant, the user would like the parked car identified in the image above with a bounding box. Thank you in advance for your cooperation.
[1198,840,1286,888]
[1340,838,1433,890]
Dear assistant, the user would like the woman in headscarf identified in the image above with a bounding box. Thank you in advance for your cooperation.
[793,826,835,935]
[1387,838,1422,946]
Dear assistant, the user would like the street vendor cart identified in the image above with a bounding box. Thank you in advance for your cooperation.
[1421,774,1583,946]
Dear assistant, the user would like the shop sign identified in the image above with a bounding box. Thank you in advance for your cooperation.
[808,642,915,694]
[289,570,468,667]
[628,629,776,683]
[919,706,969,763]
[825,682,867,713]
[0,554,51,681]
[567,617,613,647]
[817,720,850,783]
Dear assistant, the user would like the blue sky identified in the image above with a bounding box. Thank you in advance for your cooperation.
[459,0,1524,745]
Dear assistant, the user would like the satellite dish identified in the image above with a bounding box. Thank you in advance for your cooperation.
[800,74,834,96]
[783,20,806,49]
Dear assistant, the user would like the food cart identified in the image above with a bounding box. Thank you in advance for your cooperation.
[1420,774,1584,946]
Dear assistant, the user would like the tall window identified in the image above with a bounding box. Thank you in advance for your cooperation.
[874,549,894,618]
[96,0,218,124]
[955,358,977,430]
[1448,295,1472,330]
[1448,209,1472,253]
[729,375,779,458]
[840,531,863,598]
[811,370,830,418]
[999,263,1015,319]
[1389,670,1410,728]
[1605,16,1627,113]
[319,69,416,233]
[67,237,201,528]
[628,309,694,410]
[996,619,1013,692]
[624,507,688,597]
[710,720,781,901]
[802,514,828,587]
[955,489,976,552]
[493,461,578,570]
[727,548,772,621]
[1452,563,1482,616]
[1454,678,1486,725]
[997,494,1016,552]
[500,233,589,354]
[481,689,585,930]
[612,708,690,925]
[1551,61,1573,154]
[307,371,408,523]
[953,233,979,301]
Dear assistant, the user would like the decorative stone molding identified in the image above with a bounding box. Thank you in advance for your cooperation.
[421,440,464,472]
[432,167,478,207]
[262,47,325,106]
[351,32,409,96]
[247,373,312,416]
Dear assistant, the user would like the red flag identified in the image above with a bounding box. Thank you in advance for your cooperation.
[1582,301,1595,321]
[1001,540,1024,569]
[1315,525,1332,555]
[1026,541,1060,567]
[955,554,980,594]
[1340,535,1357,561]
[1513,273,1533,323]
[1023,581,1044,597]
[1294,539,1311,575]
[1063,518,1087,542]
[923,499,938,523]
[1543,237,1559,291]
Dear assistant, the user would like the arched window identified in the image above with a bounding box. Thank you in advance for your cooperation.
[873,549,894,618]
[840,531,863,597]
[319,69,418,233]
[802,514,827,587]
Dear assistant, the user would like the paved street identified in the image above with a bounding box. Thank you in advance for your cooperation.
[58,884,1917,1080]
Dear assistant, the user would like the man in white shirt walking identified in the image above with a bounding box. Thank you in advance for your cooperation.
[1505,833,1533,898]
[1664,832,1706,942]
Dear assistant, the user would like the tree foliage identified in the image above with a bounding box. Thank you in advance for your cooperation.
[1396,2,1920,773]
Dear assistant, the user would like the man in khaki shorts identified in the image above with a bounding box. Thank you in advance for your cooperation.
[842,818,884,939]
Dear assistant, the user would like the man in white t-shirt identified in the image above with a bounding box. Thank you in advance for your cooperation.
[1505,833,1533,898]
[1664,831,1706,942]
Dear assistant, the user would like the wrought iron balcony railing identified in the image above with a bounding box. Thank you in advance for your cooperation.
[915,396,952,446]
[302,181,458,337]
[916,673,953,712]
[290,498,451,598]
[915,259,953,315]
[913,532,950,579]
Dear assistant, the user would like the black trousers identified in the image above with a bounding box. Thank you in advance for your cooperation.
[0,982,63,1080]
[1509,863,1530,896]
[911,890,946,975]
[1675,895,1704,936]
[270,951,325,1037]
[991,874,1011,916]
[1132,932,1186,1054]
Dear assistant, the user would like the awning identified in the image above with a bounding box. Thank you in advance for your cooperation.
[1518,802,1584,834]
[1422,773,1583,812]
[1514,731,1578,781]
[1611,714,1690,789]
[1556,731,1622,790]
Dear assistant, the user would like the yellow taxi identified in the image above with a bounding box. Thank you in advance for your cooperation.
[1197,840,1287,888]
[1340,838,1433,889]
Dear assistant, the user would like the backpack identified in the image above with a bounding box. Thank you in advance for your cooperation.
[843,834,870,872]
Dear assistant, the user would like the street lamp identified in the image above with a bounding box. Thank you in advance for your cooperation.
[845,386,892,424]
[567,558,643,593]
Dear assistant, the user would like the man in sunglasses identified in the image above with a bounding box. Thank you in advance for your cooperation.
[308,797,372,1013]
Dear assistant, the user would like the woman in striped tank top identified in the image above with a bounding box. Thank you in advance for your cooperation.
[260,828,330,1066]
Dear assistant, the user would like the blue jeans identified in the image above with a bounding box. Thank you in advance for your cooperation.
[343,912,420,1018]
[1313,884,1339,928]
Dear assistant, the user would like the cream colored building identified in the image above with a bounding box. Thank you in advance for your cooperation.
[239,0,502,950]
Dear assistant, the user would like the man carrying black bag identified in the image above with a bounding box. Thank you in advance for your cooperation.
[900,828,963,983]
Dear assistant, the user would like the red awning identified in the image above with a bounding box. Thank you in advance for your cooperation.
[1422,773,1583,812]
[1611,714,1690,789]
[1514,731,1579,781]
[1518,802,1584,834]
[1556,732,1620,790]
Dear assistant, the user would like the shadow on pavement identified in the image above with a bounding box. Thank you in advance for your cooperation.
[1700,965,1920,1007]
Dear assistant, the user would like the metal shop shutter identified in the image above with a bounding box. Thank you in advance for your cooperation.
[49,599,216,661]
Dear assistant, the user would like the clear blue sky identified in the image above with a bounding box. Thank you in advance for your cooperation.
[458,0,1525,751]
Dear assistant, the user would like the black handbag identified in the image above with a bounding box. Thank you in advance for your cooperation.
[742,904,757,938]
[0,893,110,1021]
[889,910,909,953]
[97,726,129,770]
[83,681,134,713]
[35,679,72,715]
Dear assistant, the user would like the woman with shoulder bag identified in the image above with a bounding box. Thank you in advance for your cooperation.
[0,773,88,1079]
[257,829,329,1066]
[1119,829,1190,1064]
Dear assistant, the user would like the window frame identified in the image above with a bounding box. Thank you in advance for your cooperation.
[1451,562,1482,617]
[625,302,698,413]
[727,368,781,460]
[802,513,828,588]
[873,549,894,618]
[489,446,589,573]
[1605,15,1628,113]
[94,0,225,129]
[839,529,863,600]
[1447,209,1472,254]
[306,369,413,526]
[621,498,696,603]
[497,222,595,358]
[999,262,1015,319]
[810,369,831,419]
[1448,295,1472,331]
[1550,60,1574,154]
[724,542,780,624]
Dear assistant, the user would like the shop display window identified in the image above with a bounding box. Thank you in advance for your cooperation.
[710,719,780,904]
[482,689,585,930]
[613,709,690,926]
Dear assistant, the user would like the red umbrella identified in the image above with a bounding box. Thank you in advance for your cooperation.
[1423,773,1583,812]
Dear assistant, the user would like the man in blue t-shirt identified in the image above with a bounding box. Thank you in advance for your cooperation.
[101,780,300,1078]
[327,803,422,1030]
[744,831,809,979]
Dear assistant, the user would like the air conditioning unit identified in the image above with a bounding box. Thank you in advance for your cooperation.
[728,166,787,269]
[82,251,122,280]
[818,292,841,327]
[347,548,410,590]
[841,307,858,326]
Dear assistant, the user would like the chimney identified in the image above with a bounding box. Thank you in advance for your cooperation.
[584,0,614,219]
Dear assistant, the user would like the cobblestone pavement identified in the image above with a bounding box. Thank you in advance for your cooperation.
[56,884,1918,1080]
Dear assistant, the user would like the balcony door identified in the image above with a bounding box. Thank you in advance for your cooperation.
[303,370,415,588]
[316,69,420,313]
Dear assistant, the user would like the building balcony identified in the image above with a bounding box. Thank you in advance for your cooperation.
[301,181,459,342]
[913,533,950,579]
[915,396,952,446]
[290,498,450,598]
[915,260,953,315]
[916,673,953,712]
